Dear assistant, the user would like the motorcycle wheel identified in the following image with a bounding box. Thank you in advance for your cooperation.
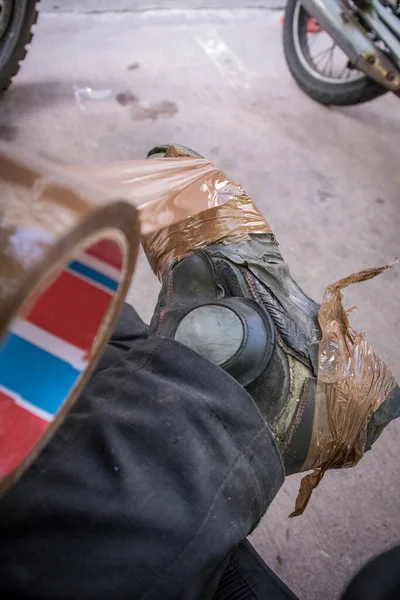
[283,0,387,106]
[0,0,39,92]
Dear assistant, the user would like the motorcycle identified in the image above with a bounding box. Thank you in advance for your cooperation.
[0,0,39,93]
[283,0,400,105]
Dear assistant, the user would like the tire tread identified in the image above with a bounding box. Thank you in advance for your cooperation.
[0,1,40,92]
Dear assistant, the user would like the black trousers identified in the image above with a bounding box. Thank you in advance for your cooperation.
[0,305,285,599]
[0,305,398,599]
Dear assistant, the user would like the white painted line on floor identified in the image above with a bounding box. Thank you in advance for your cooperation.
[196,31,250,89]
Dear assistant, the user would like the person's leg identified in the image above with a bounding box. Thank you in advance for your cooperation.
[341,545,400,600]
[147,145,400,482]
[93,303,149,374]
[0,315,284,600]
[2,142,399,600]
[214,540,298,600]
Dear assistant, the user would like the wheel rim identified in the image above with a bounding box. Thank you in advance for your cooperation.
[0,0,13,42]
[292,1,365,85]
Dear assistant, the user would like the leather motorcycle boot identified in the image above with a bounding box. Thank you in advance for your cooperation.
[147,144,400,478]
[146,144,203,159]
[150,237,321,476]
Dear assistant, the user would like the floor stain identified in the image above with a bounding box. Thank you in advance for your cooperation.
[116,91,178,121]
[0,125,18,142]
[318,190,333,204]
[131,100,178,121]
[221,157,234,170]
[116,90,138,106]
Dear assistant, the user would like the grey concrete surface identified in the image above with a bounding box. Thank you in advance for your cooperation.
[42,0,286,12]
[2,6,400,599]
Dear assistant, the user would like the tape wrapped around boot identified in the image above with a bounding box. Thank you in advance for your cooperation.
[70,149,273,280]
[70,147,399,519]
[76,149,399,516]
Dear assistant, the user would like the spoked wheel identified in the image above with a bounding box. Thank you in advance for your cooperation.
[0,0,39,93]
[283,0,387,105]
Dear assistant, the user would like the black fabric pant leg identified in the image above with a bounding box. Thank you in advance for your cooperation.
[105,305,298,600]
[341,545,400,600]
[94,303,150,374]
[0,304,284,600]
[214,540,298,600]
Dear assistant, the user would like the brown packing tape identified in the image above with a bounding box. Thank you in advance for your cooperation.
[69,154,272,278]
[142,196,272,280]
[0,144,140,495]
[71,156,238,234]
[291,264,397,517]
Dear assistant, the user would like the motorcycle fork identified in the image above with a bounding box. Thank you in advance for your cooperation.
[301,0,400,94]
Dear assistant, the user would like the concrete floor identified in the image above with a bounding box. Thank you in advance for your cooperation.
[42,0,286,11]
[2,5,400,599]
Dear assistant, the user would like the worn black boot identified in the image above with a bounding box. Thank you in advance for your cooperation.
[150,237,320,475]
[147,144,400,479]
